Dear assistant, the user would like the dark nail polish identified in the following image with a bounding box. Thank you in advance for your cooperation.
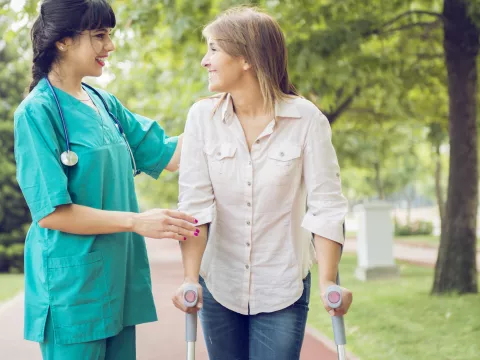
[194,219,198,224]
[183,237,187,241]
[194,233,198,237]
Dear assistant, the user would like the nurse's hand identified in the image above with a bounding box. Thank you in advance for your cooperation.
[132,209,199,241]
[172,281,203,313]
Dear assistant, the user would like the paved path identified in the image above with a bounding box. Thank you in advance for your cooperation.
[343,238,480,268]
[0,240,348,359]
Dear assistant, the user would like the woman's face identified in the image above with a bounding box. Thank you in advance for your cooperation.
[60,28,115,78]
[201,38,245,93]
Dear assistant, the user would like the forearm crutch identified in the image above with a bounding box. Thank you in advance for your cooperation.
[325,224,347,360]
[184,284,199,360]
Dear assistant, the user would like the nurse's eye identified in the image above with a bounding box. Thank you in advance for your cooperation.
[95,33,106,40]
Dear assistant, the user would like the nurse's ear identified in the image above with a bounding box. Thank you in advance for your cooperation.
[55,38,73,52]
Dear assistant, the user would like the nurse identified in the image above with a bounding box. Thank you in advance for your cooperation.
[14,0,199,359]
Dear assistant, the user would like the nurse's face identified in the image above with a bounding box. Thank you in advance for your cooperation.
[60,28,116,78]
[201,38,247,93]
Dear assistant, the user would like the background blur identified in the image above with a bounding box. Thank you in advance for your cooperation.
[1,0,479,359]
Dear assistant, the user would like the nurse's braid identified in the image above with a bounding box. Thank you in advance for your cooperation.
[29,8,58,93]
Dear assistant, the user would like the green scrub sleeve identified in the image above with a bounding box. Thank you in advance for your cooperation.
[14,105,72,223]
[109,95,178,179]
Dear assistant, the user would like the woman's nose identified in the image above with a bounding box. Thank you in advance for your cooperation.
[201,54,209,68]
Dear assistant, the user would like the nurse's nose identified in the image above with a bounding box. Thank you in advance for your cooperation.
[105,36,116,52]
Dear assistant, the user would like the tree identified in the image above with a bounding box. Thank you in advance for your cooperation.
[432,0,479,294]
[0,2,32,272]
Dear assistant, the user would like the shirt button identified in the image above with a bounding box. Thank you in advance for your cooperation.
[246,221,251,225]
[248,160,252,165]
[217,152,221,156]
[247,181,251,186]
[246,242,250,247]
[280,152,284,157]
[247,202,251,207]
[245,264,249,269]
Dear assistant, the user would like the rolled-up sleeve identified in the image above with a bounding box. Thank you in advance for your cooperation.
[177,102,215,225]
[301,110,348,244]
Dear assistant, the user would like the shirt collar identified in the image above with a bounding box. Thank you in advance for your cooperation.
[221,93,302,124]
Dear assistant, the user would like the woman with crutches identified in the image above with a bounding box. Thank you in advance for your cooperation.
[173,7,353,360]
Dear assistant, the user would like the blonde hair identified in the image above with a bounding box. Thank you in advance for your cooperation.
[203,6,298,115]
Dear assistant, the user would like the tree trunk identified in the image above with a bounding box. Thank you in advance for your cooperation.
[433,0,479,294]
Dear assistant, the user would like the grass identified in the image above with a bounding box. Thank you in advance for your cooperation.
[308,254,480,360]
[0,274,24,303]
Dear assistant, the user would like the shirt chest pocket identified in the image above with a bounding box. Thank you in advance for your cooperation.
[204,143,237,183]
[267,144,302,185]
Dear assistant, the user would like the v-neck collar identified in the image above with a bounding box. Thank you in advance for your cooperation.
[46,80,103,118]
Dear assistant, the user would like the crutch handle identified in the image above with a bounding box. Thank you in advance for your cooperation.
[325,285,346,347]
[184,284,198,342]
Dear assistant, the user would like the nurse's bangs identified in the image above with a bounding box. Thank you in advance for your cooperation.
[80,0,116,31]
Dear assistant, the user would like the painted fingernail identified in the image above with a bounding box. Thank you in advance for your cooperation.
[183,237,187,241]
[195,229,200,234]
[194,233,199,237]
[194,219,198,224]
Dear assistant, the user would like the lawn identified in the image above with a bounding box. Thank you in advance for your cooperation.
[0,274,24,303]
[308,254,480,360]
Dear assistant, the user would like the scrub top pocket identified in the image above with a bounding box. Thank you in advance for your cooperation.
[47,251,114,344]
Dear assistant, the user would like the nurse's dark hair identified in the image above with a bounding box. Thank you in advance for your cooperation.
[29,0,116,92]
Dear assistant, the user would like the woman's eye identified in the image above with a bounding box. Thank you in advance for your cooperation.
[95,34,105,39]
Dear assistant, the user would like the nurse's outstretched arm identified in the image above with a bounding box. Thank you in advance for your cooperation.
[15,105,198,241]
[108,93,181,177]
[165,134,183,172]
[39,204,199,241]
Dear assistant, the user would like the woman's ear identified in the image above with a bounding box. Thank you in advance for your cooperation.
[55,37,73,52]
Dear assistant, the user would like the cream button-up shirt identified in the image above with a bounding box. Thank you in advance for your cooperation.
[178,94,348,315]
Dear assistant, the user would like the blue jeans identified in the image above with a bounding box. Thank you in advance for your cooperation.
[199,273,310,360]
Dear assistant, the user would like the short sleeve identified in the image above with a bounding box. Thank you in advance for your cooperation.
[109,95,178,179]
[14,105,72,223]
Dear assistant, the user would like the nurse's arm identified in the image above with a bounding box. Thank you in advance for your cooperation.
[38,203,198,240]
[164,134,183,172]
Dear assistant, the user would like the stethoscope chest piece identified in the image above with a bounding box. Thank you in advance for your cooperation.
[61,150,79,166]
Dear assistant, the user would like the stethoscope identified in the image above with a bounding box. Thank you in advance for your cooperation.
[45,77,140,176]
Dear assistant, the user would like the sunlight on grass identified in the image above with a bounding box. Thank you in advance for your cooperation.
[308,255,480,360]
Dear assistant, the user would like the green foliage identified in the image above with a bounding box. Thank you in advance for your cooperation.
[395,219,434,236]
[0,4,32,273]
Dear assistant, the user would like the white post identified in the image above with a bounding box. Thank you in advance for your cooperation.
[354,201,399,281]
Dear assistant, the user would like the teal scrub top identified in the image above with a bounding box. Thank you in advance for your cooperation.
[14,78,178,345]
